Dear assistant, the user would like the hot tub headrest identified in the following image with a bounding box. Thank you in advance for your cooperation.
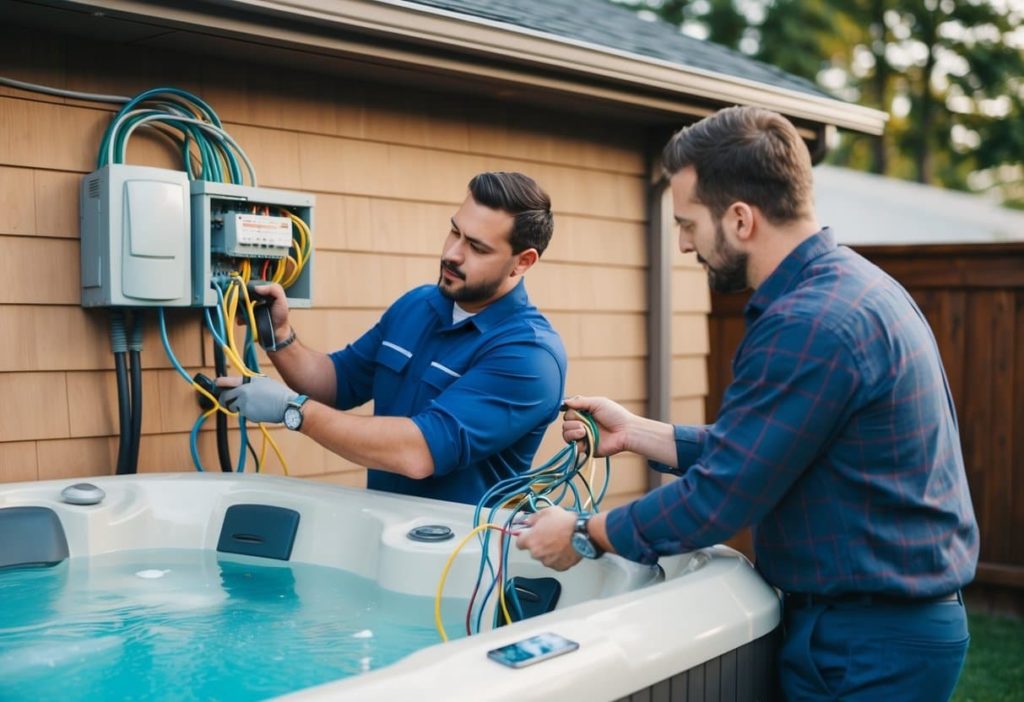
[0,506,70,570]
[217,504,300,561]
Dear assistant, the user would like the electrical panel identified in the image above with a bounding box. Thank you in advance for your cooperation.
[80,169,314,309]
[190,181,314,308]
[80,165,192,307]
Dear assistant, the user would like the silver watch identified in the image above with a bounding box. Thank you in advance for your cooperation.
[570,513,603,559]
[283,395,309,431]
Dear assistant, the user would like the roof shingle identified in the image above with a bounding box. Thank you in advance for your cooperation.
[407,0,831,98]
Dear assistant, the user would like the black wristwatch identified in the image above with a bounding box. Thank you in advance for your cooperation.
[283,395,309,431]
[570,513,603,559]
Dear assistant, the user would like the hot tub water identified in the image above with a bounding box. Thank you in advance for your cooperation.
[0,548,467,701]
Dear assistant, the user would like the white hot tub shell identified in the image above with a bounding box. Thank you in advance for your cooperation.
[0,473,781,701]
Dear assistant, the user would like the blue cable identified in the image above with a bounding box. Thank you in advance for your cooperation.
[190,411,208,472]
[157,308,191,383]
[204,308,228,348]
[236,416,248,473]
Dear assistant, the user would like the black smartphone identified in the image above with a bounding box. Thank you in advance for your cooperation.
[486,632,580,669]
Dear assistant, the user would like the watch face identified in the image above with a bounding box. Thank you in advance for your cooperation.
[571,531,598,559]
[283,406,302,430]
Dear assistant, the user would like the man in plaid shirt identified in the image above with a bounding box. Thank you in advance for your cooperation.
[517,106,979,701]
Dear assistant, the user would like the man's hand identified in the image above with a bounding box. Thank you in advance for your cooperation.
[561,395,635,457]
[217,376,298,424]
[250,283,292,344]
[514,507,582,571]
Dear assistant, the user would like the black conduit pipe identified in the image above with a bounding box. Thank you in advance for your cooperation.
[213,342,233,472]
[127,312,145,474]
[110,311,132,475]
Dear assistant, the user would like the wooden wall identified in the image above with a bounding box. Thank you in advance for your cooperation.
[0,24,710,508]
[706,242,1024,600]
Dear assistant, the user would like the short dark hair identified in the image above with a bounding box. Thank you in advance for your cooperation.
[662,106,814,224]
[468,172,554,256]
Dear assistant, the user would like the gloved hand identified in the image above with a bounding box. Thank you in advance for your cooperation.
[219,376,298,423]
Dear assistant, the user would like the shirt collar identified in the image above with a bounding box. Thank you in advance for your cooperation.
[426,278,531,332]
[744,227,836,325]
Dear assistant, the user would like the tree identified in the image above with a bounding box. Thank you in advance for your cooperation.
[614,0,1024,200]
[892,1,1024,185]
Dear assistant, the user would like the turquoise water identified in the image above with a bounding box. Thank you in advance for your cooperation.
[0,549,467,701]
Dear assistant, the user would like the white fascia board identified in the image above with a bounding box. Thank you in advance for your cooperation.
[72,0,889,134]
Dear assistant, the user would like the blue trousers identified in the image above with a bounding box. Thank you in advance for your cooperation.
[779,595,969,701]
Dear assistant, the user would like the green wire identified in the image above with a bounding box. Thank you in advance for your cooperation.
[97,86,251,185]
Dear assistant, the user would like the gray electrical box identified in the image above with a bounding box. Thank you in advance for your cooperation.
[190,181,314,308]
[80,165,192,307]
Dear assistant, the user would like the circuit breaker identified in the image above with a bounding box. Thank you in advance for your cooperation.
[190,181,315,308]
[80,165,192,307]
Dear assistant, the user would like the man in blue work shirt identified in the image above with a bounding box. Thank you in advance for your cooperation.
[516,107,978,701]
[219,172,567,505]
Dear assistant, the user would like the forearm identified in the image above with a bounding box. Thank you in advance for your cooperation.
[265,327,338,405]
[588,511,616,555]
[299,400,435,478]
[624,416,681,467]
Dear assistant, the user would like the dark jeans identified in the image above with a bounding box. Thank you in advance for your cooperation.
[779,593,969,701]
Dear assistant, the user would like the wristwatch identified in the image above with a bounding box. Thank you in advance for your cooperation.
[283,395,309,431]
[570,513,603,559]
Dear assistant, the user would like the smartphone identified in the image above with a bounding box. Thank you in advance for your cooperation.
[486,632,580,669]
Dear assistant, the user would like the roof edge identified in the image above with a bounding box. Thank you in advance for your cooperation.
[67,0,889,133]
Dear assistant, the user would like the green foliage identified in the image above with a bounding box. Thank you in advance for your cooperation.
[754,0,834,82]
[611,0,1024,204]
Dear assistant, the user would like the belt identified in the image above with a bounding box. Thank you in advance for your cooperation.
[784,590,961,610]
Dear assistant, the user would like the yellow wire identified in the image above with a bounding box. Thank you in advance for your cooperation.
[581,420,599,510]
[219,284,253,376]
[280,256,300,288]
[221,279,259,378]
[435,523,513,642]
[191,382,237,417]
[217,149,231,184]
[278,211,310,289]
[271,257,286,285]
[234,273,262,347]
[257,423,290,476]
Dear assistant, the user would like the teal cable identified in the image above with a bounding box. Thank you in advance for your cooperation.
[190,411,208,472]
[99,86,224,167]
[157,308,191,383]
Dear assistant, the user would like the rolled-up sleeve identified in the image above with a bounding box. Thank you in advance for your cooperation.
[648,424,708,475]
[410,342,563,476]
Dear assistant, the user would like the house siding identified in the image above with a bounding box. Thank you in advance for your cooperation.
[0,24,709,507]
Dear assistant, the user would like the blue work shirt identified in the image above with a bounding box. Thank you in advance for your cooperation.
[329,280,566,505]
[606,228,978,597]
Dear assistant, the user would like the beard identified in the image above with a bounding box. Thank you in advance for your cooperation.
[701,221,749,294]
[437,261,508,305]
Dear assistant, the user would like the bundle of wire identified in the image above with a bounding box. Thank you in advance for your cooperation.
[97,87,256,185]
[434,410,610,641]
[97,87,310,474]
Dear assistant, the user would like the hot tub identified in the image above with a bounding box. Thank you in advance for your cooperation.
[0,473,780,701]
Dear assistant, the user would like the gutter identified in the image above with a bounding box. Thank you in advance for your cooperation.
[59,0,888,134]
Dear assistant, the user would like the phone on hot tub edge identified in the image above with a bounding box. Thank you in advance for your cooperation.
[486,632,580,669]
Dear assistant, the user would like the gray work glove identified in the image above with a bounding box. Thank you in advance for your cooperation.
[219,376,298,423]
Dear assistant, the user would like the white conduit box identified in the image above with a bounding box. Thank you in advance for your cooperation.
[80,165,192,307]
